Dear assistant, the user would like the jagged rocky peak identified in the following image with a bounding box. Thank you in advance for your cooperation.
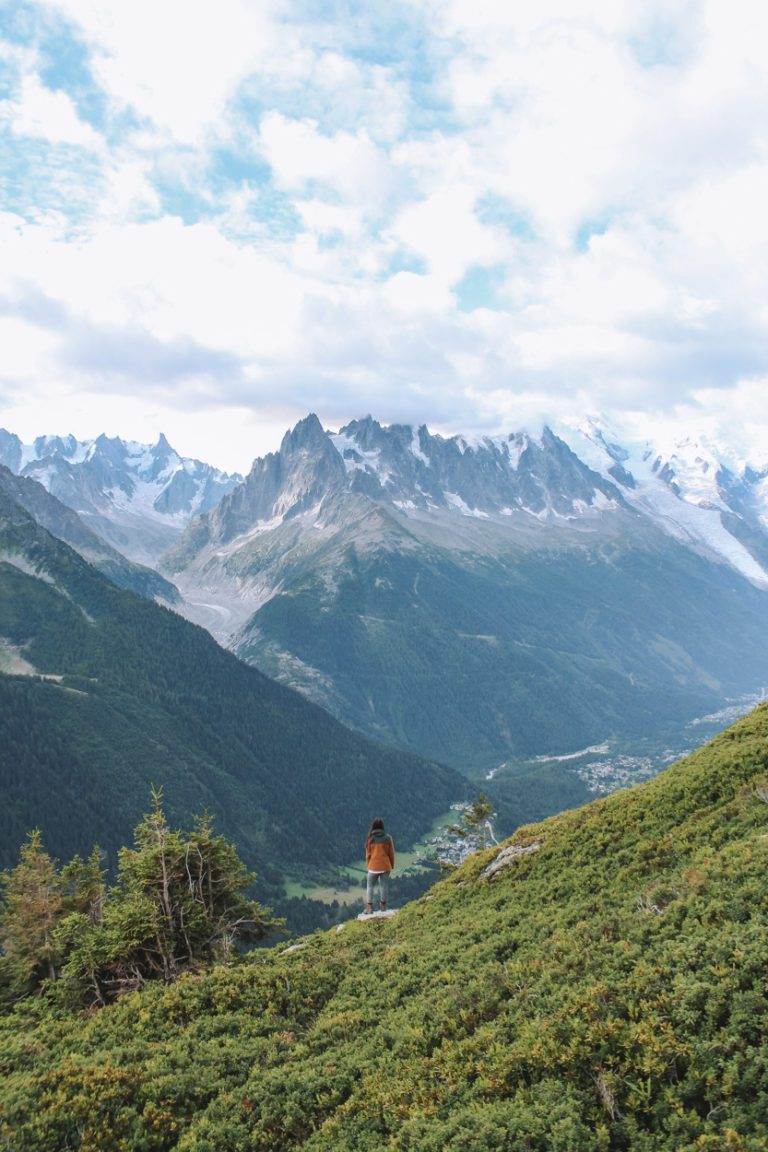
[137,433,177,480]
[281,411,329,451]
[0,429,23,472]
[33,433,79,460]
[325,415,619,518]
[90,433,130,466]
[0,426,242,564]
[203,414,346,546]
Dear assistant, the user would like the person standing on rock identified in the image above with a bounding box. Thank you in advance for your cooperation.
[364,818,395,914]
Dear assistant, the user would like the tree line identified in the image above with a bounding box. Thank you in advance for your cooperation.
[0,790,277,1008]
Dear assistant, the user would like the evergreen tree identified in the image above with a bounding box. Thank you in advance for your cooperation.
[59,791,278,1004]
[1,795,278,1007]
[0,831,64,993]
[441,794,497,867]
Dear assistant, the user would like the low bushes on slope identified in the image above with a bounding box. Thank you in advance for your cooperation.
[2,706,768,1150]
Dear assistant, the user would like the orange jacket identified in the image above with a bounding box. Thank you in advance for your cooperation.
[365,833,395,873]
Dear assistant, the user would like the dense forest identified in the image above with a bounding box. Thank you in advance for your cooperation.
[2,705,767,1149]
[0,488,463,891]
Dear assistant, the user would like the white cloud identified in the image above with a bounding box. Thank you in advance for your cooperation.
[381,271,453,314]
[0,212,307,356]
[673,165,768,259]
[294,199,365,240]
[2,73,102,148]
[49,0,283,143]
[258,112,394,208]
[389,185,509,286]
[1,0,768,467]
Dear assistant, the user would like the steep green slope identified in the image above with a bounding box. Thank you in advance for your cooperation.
[3,707,768,1150]
[0,464,179,603]
[0,489,462,881]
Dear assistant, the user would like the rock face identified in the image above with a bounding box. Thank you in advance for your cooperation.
[329,417,623,519]
[0,429,241,565]
[169,415,623,568]
[481,841,542,880]
[181,414,347,554]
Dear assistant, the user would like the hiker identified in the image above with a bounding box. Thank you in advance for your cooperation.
[364,818,395,914]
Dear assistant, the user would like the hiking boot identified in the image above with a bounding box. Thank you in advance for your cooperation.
[379,903,387,912]
[364,903,373,915]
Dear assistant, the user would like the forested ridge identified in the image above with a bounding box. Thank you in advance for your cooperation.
[2,705,767,1150]
[0,464,178,603]
[0,488,462,885]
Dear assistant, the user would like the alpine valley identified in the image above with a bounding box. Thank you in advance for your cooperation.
[0,478,461,896]
[4,415,768,790]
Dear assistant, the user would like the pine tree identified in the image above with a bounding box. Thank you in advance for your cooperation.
[440,794,498,868]
[0,830,64,992]
[59,791,278,1004]
[2,795,278,1007]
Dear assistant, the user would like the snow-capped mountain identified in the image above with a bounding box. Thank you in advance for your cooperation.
[0,429,241,565]
[162,414,768,771]
[172,411,622,554]
[164,413,627,635]
[564,419,768,586]
[168,412,768,593]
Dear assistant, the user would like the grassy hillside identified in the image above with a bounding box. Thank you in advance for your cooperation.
[3,706,768,1150]
[0,489,462,884]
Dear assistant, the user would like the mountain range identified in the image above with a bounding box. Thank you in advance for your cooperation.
[0,428,240,565]
[4,416,768,776]
[0,477,461,889]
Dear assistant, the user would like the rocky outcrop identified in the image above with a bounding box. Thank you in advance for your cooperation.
[481,840,542,880]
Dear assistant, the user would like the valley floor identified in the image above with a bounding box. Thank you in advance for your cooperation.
[484,690,768,793]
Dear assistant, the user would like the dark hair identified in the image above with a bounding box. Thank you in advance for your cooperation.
[370,817,384,832]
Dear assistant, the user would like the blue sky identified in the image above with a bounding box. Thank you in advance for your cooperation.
[0,0,767,470]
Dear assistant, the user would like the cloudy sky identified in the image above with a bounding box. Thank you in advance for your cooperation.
[0,0,766,471]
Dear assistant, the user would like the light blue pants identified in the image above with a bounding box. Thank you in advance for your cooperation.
[365,870,390,906]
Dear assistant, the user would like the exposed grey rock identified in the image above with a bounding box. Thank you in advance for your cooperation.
[481,841,542,880]
[0,429,22,473]
[0,428,241,565]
